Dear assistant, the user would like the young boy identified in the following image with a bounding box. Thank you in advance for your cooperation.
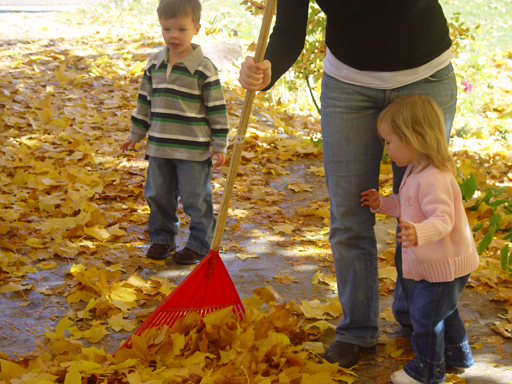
[121,0,229,265]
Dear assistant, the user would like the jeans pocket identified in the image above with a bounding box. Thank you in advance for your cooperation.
[426,63,454,82]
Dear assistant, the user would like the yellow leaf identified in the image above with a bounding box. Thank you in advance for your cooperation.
[300,299,343,319]
[307,166,325,177]
[203,305,233,326]
[287,182,312,192]
[107,224,126,236]
[301,373,337,384]
[10,60,22,68]
[0,282,32,293]
[26,238,48,248]
[380,307,398,323]
[38,107,53,124]
[379,266,397,281]
[273,272,299,286]
[313,272,337,291]
[64,365,81,384]
[305,320,336,331]
[131,334,151,364]
[184,351,216,368]
[108,313,137,332]
[457,158,475,178]
[55,59,76,84]
[218,349,238,365]
[0,209,20,221]
[36,261,57,270]
[472,342,484,350]
[339,375,356,384]
[84,225,112,241]
[237,252,259,260]
[445,373,467,383]
[303,341,326,354]
[55,317,74,336]
[273,224,295,235]
[0,359,25,380]
[91,112,103,123]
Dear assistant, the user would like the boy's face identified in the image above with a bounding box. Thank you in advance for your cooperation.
[160,16,200,60]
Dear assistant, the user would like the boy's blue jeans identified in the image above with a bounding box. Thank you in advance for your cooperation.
[320,63,457,347]
[404,274,474,384]
[144,156,215,255]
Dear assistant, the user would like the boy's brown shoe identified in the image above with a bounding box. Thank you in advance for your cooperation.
[172,248,205,265]
[146,243,175,260]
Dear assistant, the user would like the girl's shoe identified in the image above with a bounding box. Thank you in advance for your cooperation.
[390,369,423,384]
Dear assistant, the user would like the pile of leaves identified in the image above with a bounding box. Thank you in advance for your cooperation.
[1,287,358,384]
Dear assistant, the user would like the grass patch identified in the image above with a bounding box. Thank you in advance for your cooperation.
[440,0,512,51]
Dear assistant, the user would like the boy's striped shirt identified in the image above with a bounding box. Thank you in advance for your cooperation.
[130,45,229,161]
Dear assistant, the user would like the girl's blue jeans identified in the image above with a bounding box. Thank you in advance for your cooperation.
[404,274,474,384]
[319,63,457,347]
[144,156,215,255]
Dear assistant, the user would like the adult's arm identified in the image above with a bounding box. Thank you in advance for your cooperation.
[262,0,309,91]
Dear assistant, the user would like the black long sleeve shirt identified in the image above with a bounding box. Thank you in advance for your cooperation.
[263,0,452,89]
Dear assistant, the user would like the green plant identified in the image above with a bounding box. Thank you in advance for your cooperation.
[472,186,511,254]
[501,244,512,274]
[458,173,512,274]
[458,173,477,201]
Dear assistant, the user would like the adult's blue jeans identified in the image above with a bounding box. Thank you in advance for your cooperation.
[320,63,457,347]
[145,156,215,255]
[405,274,474,383]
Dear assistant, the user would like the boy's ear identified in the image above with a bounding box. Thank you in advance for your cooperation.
[195,23,201,35]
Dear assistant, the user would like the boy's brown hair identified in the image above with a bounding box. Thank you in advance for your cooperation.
[157,0,201,25]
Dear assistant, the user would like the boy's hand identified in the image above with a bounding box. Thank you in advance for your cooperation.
[211,152,226,167]
[398,218,418,248]
[360,189,381,210]
[120,140,136,152]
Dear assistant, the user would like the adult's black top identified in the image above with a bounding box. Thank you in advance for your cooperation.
[263,0,452,90]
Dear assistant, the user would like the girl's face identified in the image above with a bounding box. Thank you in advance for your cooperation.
[378,122,421,168]
[160,16,200,60]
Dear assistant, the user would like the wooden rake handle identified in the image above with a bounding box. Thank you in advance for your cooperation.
[210,0,277,251]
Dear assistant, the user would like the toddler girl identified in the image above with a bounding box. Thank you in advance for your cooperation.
[361,94,479,384]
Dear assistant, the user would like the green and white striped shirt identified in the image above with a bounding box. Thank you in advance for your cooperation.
[130,44,229,161]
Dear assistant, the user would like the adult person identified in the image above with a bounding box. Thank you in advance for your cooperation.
[238,0,457,369]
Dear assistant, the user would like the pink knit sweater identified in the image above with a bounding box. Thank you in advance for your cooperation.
[374,163,479,283]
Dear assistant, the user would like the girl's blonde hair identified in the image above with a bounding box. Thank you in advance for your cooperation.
[377,94,456,175]
[157,0,201,25]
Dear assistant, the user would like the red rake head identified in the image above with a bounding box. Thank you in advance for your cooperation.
[117,250,245,351]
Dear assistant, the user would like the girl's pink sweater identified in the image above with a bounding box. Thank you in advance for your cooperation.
[374,163,479,283]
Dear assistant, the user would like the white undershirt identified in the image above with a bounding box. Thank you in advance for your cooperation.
[323,48,453,90]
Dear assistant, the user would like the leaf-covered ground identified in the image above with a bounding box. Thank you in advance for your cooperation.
[0,6,512,384]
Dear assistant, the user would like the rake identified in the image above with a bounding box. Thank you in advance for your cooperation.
[117,0,277,351]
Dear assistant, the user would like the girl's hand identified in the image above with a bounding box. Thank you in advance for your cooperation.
[238,56,272,91]
[398,218,418,248]
[360,189,381,210]
[120,140,136,152]
[211,152,226,168]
